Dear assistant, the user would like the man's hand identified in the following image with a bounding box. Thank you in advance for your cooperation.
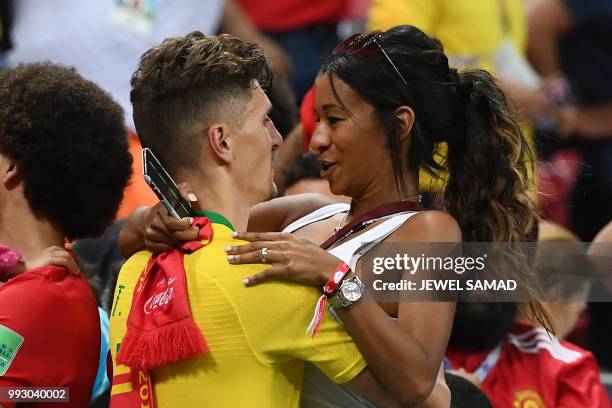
[26,246,80,276]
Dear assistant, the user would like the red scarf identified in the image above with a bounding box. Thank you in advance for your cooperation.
[111,217,214,408]
[116,217,212,370]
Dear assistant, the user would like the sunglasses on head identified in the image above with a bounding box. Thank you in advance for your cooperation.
[332,33,408,87]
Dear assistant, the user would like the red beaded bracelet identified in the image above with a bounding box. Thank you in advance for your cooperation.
[306,261,351,337]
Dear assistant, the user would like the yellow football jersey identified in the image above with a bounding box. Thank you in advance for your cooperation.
[109,221,366,407]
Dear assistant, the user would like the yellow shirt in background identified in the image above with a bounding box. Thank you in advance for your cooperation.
[368,0,526,72]
[109,222,366,408]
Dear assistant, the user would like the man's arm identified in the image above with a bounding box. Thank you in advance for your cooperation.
[571,103,612,138]
[526,0,574,77]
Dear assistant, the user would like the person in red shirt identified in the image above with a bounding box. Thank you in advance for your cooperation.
[0,63,132,407]
[236,0,348,101]
[446,302,610,407]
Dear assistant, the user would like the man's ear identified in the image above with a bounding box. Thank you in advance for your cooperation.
[395,105,415,141]
[207,123,233,164]
[1,161,21,189]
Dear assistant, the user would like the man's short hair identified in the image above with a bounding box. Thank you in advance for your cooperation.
[0,63,132,240]
[131,31,272,174]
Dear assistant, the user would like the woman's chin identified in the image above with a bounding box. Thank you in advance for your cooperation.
[328,180,348,198]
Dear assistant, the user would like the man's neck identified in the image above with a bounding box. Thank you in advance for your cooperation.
[178,172,252,232]
[0,196,65,266]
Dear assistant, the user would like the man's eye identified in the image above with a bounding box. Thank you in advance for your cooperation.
[328,117,342,124]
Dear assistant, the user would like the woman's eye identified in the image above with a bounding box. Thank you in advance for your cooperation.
[327,117,342,124]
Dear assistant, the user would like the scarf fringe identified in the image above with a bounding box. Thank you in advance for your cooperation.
[116,317,208,370]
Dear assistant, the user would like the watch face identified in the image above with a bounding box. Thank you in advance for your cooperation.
[342,281,362,302]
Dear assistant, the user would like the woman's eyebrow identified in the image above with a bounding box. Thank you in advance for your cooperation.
[321,103,343,111]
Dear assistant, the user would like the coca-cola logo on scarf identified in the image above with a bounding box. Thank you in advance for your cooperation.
[143,277,176,315]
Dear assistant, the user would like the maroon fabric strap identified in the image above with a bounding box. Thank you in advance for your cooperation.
[320,200,422,250]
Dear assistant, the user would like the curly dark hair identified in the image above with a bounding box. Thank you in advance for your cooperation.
[131,31,272,174]
[0,63,133,240]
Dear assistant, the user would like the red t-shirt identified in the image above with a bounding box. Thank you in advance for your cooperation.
[447,324,610,408]
[0,265,100,407]
[238,0,347,32]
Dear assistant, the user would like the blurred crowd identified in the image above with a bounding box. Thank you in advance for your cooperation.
[0,0,611,407]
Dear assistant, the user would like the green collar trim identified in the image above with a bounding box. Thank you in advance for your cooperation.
[192,210,235,231]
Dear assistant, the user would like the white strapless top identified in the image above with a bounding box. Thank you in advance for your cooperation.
[284,203,417,269]
[284,203,417,408]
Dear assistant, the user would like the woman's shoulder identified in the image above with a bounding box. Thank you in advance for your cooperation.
[387,210,462,243]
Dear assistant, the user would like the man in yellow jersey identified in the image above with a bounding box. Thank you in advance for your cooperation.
[109,32,395,408]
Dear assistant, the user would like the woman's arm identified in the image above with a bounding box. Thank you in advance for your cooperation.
[117,204,196,258]
[248,193,337,232]
[118,193,336,258]
[337,212,459,405]
[228,210,460,405]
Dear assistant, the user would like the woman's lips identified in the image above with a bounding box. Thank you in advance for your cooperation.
[320,163,337,179]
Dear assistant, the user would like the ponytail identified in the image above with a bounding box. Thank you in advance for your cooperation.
[444,68,534,243]
[445,69,553,332]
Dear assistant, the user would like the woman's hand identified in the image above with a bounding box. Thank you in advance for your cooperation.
[226,231,342,287]
[118,182,200,257]
[141,203,198,253]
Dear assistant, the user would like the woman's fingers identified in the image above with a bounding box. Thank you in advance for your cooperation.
[171,228,200,242]
[227,248,285,265]
[242,268,276,286]
[144,225,175,244]
[146,211,198,243]
[143,238,175,254]
[224,241,277,255]
[158,209,192,232]
[232,231,293,243]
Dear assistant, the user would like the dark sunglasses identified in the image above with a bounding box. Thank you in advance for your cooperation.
[332,33,408,87]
